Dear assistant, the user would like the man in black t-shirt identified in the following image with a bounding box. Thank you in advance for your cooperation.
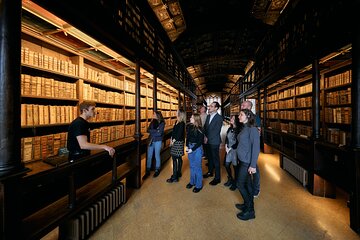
[67,101,115,162]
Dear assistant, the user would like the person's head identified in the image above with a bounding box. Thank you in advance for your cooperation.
[239,109,255,126]
[208,101,220,114]
[230,115,240,128]
[177,109,186,123]
[79,101,96,119]
[199,105,207,114]
[241,100,252,110]
[190,113,202,128]
[153,110,164,123]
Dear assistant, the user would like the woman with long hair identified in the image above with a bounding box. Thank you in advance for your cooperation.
[185,113,204,193]
[143,110,165,179]
[235,108,260,220]
[167,109,186,183]
[224,115,240,191]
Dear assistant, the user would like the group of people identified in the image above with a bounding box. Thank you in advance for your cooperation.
[67,100,261,221]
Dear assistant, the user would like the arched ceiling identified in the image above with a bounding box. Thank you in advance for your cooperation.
[148,0,289,96]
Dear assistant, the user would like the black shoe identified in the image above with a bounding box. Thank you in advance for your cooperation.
[254,190,260,198]
[193,187,202,193]
[237,210,255,221]
[209,179,220,185]
[224,178,232,187]
[203,172,213,178]
[166,177,178,183]
[229,184,237,191]
[186,183,194,189]
[235,203,246,211]
[153,170,160,178]
[142,170,150,180]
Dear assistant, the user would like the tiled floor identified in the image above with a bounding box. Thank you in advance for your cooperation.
[87,149,359,240]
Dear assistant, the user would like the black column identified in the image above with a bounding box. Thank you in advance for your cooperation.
[153,72,157,112]
[0,0,23,175]
[0,1,24,238]
[350,1,360,231]
[132,60,142,188]
[178,91,181,108]
[312,58,321,140]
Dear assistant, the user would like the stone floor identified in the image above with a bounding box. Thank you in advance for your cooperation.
[86,149,359,240]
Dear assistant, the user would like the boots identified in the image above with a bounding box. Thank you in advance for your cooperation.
[177,157,183,177]
[224,163,233,187]
[230,165,238,191]
[224,176,232,187]
[142,169,150,180]
[167,157,178,183]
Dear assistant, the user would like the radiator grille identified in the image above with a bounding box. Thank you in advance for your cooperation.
[60,183,126,240]
[282,156,308,187]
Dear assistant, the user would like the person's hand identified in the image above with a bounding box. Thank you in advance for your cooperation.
[225,145,230,153]
[204,136,208,144]
[248,167,256,175]
[187,148,193,154]
[104,146,115,157]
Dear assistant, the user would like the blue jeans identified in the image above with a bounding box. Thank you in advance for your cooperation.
[147,140,162,170]
[188,144,203,188]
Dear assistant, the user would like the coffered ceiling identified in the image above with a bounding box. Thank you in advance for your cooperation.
[148,0,289,97]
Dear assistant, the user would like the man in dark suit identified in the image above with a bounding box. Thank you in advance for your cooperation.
[203,101,223,185]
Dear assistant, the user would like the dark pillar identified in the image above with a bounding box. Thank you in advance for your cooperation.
[0,0,23,176]
[350,3,360,231]
[153,72,157,112]
[178,91,181,108]
[131,60,142,188]
[0,1,24,239]
[312,58,321,140]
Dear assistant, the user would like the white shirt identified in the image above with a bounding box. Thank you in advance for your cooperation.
[209,112,217,124]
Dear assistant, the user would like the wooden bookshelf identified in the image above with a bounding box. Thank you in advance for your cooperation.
[20,7,179,163]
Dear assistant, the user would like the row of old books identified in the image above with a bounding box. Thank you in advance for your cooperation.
[124,93,135,106]
[279,111,295,120]
[124,80,135,93]
[21,47,79,76]
[280,122,295,133]
[140,97,153,107]
[21,74,77,99]
[140,86,153,97]
[267,111,278,119]
[325,70,351,88]
[279,88,295,99]
[279,99,294,109]
[83,66,124,88]
[326,128,349,145]
[324,107,351,124]
[158,92,171,102]
[296,97,312,108]
[268,93,277,102]
[296,109,311,121]
[157,101,171,110]
[296,125,312,137]
[21,104,77,126]
[325,88,351,105]
[295,83,312,95]
[21,132,67,162]
[89,107,124,122]
[83,83,125,104]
